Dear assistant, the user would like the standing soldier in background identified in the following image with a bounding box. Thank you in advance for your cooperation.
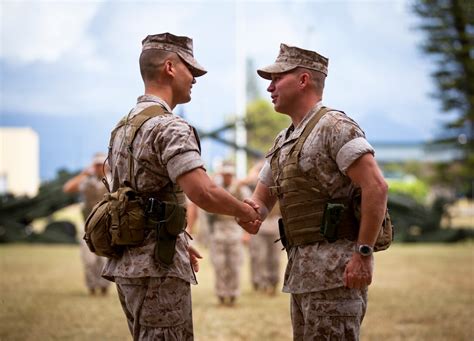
[63,152,111,295]
[239,44,388,340]
[101,33,260,340]
[249,204,281,295]
[208,161,251,306]
[243,160,281,294]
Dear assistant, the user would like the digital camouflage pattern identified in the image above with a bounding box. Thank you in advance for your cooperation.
[103,94,204,339]
[291,286,367,340]
[249,211,281,291]
[209,183,250,299]
[102,94,202,284]
[116,276,193,341]
[259,101,374,338]
[260,101,374,293]
[142,33,207,78]
[79,176,110,291]
[257,43,329,80]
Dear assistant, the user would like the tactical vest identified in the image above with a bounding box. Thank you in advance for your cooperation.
[109,105,192,206]
[109,105,193,264]
[268,107,358,248]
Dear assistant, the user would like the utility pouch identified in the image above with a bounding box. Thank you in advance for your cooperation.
[154,202,187,265]
[278,218,288,250]
[321,202,346,242]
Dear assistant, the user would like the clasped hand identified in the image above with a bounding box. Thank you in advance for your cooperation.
[235,199,262,234]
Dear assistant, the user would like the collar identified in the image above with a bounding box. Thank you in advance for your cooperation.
[287,101,323,140]
[137,94,172,113]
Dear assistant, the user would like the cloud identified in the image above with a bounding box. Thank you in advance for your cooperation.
[1,1,101,65]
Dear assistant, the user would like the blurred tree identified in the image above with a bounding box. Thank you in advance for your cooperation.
[413,0,474,196]
[246,98,290,156]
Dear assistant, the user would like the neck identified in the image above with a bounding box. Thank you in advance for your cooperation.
[290,94,322,127]
[144,84,175,109]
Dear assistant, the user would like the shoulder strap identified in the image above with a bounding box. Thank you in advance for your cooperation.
[125,105,167,188]
[289,106,331,156]
[106,105,168,191]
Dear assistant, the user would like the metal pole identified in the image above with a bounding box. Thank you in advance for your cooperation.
[235,0,247,179]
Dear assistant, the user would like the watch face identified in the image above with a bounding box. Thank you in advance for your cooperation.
[359,245,372,256]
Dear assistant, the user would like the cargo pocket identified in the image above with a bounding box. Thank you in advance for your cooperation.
[311,300,363,340]
[139,277,190,328]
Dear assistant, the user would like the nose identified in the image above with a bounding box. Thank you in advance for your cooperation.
[267,81,275,92]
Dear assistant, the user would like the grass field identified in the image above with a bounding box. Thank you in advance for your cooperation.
[0,242,473,341]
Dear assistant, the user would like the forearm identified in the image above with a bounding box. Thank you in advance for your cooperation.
[249,182,277,221]
[357,181,388,246]
[178,168,252,220]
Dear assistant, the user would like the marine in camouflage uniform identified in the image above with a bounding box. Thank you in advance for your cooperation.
[63,153,111,295]
[248,204,281,295]
[101,33,260,341]
[239,44,388,340]
[208,164,251,305]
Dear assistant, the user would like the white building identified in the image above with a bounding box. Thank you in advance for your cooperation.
[0,127,40,197]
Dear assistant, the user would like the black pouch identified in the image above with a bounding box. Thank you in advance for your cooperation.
[321,202,346,242]
[154,202,187,265]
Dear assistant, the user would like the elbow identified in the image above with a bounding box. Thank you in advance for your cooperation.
[377,179,389,201]
[188,185,213,208]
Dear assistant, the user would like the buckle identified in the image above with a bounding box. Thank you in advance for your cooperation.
[146,198,157,215]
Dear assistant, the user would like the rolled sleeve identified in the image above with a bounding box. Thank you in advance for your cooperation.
[167,151,204,183]
[336,137,374,174]
[258,160,275,187]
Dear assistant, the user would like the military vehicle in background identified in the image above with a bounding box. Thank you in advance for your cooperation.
[0,170,79,244]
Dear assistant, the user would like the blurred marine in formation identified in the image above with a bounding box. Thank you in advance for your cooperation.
[249,204,281,295]
[208,162,251,306]
[100,32,260,340]
[243,161,281,295]
[239,44,389,340]
[63,152,111,295]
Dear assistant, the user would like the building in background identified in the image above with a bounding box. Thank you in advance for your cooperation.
[0,127,40,197]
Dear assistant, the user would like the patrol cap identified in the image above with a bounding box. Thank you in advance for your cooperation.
[216,161,235,175]
[257,43,328,80]
[142,32,207,77]
[92,152,107,165]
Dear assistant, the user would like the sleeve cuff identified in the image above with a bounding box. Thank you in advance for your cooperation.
[336,137,375,174]
[167,151,205,183]
[258,160,275,187]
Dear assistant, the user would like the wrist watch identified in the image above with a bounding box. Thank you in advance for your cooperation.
[356,244,374,257]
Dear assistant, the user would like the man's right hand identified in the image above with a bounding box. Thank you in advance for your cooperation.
[236,202,261,234]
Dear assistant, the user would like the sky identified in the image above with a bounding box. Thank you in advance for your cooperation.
[1,0,446,179]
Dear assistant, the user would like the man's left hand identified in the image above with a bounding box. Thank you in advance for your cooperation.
[187,244,203,272]
[343,252,373,289]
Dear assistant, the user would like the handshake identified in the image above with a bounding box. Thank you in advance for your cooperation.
[235,198,264,235]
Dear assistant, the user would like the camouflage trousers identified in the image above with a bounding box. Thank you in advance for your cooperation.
[79,239,110,291]
[291,286,368,341]
[249,233,281,290]
[115,276,193,341]
[210,240,243,298]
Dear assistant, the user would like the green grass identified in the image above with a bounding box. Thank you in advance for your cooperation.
[0,243,473,340]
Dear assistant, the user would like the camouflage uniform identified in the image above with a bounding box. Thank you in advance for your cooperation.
[102,94,202,340]
[248,207,281,292]
[259,102,374,340]
[209,183,250,301]
[79,175,110,293]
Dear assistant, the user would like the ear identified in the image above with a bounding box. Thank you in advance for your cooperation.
[299,72,310,89]
[163,59,176,78]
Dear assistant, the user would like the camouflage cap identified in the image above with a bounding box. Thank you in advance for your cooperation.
[257,43,328,80]
[142,32,207,77]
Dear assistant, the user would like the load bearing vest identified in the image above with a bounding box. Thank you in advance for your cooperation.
[268,107,358,248]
